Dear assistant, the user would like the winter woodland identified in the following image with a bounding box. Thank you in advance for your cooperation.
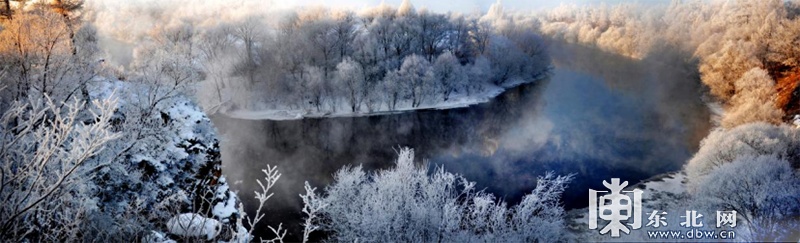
[1,0,800,242]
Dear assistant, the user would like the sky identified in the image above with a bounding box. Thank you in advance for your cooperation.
[271,0,671,13]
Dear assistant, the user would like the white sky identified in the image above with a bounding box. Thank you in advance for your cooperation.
[271,0,670,13]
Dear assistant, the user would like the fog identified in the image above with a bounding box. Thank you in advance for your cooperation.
[211,39,710,239]
[3,0,797,241]
[272,0,672,13]
[78,0,722,240]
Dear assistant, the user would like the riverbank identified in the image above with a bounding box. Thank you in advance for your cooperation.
[218,74,547,121]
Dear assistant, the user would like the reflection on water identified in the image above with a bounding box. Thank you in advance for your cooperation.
[212,42,710,239]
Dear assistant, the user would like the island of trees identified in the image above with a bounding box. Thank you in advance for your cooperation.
[189,1,551,118]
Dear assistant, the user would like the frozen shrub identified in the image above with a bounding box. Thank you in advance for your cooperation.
[301,148,573,242]
[693,155,800,241]
[684,123,800,184]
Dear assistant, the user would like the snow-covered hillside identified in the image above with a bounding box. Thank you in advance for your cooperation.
[89,79,242,241]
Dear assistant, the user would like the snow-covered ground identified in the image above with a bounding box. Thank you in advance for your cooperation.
[219,78,533,121]
[89,78,242,240]
[166,213,222,240]
[635,172,688,202]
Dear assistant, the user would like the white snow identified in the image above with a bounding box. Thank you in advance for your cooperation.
[166,213,221,240]
[212,178,238,220]
[142,231,177,243]
[638,172,687,201]
[220,80,528,121]
[157,175,175,187]
[212,192,237,219]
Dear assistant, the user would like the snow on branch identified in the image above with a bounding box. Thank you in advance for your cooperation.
[300,147,574,242]
[0,95,120,239]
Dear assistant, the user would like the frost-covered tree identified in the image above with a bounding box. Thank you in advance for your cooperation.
[131,41,199,115]
[485,35,529,85]
[693,154,800,242]
[466,56,492,95]
[767,16,800,67]
[0,9,97,106]
[721,68,784,128]
[433,51,466,101]
[301,148,573,242]
[536,0,800,130]
[225,165,287,243]
[301,65,327,112]
[444,14,475,62]
[0,96,119,240]
[684,122,800,182]
[173,3,551,115]
[683,122,800,241]
[231,17,265,90]
[331,11,358,60]
[0,2,251,241]
[698,40,762,102]
[417,9,449,62]
[351,27,385,84]
[196,23,236,111]
[334,58,368,112]
[398,55,435,107]
[381,69,403,110]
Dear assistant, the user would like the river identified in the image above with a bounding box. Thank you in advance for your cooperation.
[212,42,711,239]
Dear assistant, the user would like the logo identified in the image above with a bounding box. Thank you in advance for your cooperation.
[589,178,643,237]
[716,210,737,228]
[680,210,704,228]
[646,210,667,228]
[588,178,739,240]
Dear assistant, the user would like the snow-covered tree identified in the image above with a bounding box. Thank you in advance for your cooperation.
[196,23,236,111]
[301,148,573,242]
[693,154,800,241]
[0,2,257,242]
[417,10,449,62]
[0,96,119,240]
[684,123,800,183]
[398,55,435,107]
[466,56,492,95]
[721,68,784,128]
[148,3,554,116]
[0,9,97,106]
[334,58,368,112]
[485,35,529,85]
[698,40,762,102]
[381,69,403,110]
[432,51,466,101]
[231,17,265,90]
[684,123,800,241]
[300,65,327,112]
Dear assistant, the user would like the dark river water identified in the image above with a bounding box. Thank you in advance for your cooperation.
[212,42,711,240]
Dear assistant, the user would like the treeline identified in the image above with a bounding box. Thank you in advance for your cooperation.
[538,0,800,128]
[137,1,551,113]
[536,1,800,241]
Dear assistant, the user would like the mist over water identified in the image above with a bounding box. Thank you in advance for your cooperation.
[212,41,710,239]
[434,41,712,209]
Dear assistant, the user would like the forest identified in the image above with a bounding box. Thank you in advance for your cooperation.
[537,1,800,241]
[120,0,552,118]
[1,0,799,242]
